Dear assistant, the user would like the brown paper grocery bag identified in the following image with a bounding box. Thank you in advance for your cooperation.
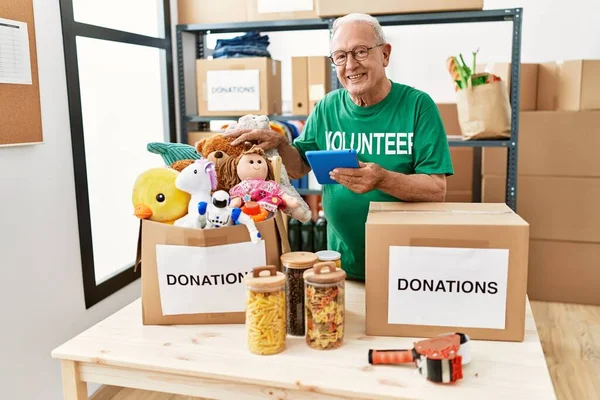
[138,212,289,325]
[456,74,512,140]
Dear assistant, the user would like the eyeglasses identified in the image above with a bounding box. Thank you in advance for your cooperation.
[329,44,384,66]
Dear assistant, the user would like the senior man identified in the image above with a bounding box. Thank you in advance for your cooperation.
[226,13,454,281]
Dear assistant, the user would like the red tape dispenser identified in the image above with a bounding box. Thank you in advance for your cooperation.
[368,332,470,384]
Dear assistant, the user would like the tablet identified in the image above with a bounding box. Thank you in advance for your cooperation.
[305,149,360,185]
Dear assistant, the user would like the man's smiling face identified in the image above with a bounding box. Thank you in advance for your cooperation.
[330,22,390,99]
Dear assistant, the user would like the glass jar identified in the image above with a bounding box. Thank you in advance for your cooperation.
[315,250,342,270]
[243,265,286,355]
[303,261,346,350]
[281,252,318,336]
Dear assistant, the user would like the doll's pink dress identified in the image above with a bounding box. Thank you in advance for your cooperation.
[229,178,285,213]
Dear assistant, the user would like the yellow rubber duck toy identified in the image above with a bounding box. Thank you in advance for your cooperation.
[132,167,191,224]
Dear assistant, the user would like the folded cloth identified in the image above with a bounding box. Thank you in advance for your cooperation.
[213,32,271,59]
[213,45,271,59]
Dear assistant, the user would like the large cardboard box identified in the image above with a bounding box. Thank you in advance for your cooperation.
[536,60,600,111]
[291,57,309,115]
[308,56,332,112]
[479,63,539,111]
[246,0,318,21]
[365,202,530,342]
[178,0,247,24]
[482,111,600,177]
[536,62,558,110]
[196,57,282,117]
[447,148,473,193]
[316,0,482,17]
[436,103,461,135]
[528,240,600,305]
[138,215,289,325]
[482,176,600,243]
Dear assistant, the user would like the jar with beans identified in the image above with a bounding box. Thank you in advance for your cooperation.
[280,251,318,336]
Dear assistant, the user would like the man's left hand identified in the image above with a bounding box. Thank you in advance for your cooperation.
[330,162,385,194]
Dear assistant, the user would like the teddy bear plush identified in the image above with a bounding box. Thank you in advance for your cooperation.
[224,115,312,222]
[194,134,246,192]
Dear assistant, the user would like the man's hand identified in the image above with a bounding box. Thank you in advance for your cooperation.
[224,128,285,151]
[330,162,384,194]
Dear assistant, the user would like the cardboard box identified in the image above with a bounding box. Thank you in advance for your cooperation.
[436,103,461,135]
[308,56,332,112]
[178,0,247,24]
[528,240,600,305]
[537,62,558,110]
[246,0,318,21]
[365,202,530,342]
[479,63,539,111]
[557,60,600,111]
[482,176,600,243]
[536,60,600,111]
[316,0,482,17]
[196,57,282,117]
[187,131,217,146]
[138,214,289,325]
[447,148,474,193]
[482,111,600,177]
[291,57,309,115]
[445,190,472,202]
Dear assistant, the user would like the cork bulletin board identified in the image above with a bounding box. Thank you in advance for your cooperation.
[0,0,43,146]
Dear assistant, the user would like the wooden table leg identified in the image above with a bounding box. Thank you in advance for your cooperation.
[61,360,88,400]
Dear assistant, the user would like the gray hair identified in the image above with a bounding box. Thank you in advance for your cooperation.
[330,13,386,49]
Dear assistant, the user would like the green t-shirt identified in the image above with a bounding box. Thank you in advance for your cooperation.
[292,80,454,281]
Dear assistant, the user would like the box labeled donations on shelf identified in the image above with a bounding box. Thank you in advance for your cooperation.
[365,202,530,342]
[136,214,289,325]
[315,0,483,17]
[196,57,282,117]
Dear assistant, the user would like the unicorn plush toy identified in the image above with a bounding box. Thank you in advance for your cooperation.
[173,159,217,229]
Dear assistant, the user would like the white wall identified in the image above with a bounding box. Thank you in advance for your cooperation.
[0,1,141,399]
[208,0,600,110]
[0,1,598,399]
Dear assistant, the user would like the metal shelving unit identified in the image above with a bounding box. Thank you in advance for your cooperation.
[176,7,522,211]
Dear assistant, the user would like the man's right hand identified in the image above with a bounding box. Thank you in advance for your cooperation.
[224,128,285,151]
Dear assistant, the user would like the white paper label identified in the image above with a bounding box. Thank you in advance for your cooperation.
[387,246,509,329]
[0,18,32,85]
[309,84,325,101]
[206,69,260,111]
[155,241,266,316]
[257,0,313,14]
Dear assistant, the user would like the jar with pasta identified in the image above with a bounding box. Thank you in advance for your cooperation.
[281,252,318,336]
[244,265,286,355]
[303,262,346,350]
[315,250,342,270]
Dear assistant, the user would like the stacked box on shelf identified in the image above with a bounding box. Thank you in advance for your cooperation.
[482,110,600,305]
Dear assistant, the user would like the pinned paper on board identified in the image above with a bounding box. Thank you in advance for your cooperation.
[155,241,266,316]
[387,246,509,330]
[0,17,32,85]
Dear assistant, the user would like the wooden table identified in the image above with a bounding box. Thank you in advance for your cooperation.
[52,281,556,399]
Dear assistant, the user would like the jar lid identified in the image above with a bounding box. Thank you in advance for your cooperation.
[315,250,341,261]
[280,251,318,269]
[244,265,285,289]
[303,262,346,284]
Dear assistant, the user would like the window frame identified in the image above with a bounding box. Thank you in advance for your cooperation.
[59,0,176,308]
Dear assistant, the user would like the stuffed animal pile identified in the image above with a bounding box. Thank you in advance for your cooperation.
[131,114,313,243]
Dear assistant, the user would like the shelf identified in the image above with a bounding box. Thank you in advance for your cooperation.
[186,115,308,123]
[297,189,323,196]
[176,8,522,34]
[447,136,513,147]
